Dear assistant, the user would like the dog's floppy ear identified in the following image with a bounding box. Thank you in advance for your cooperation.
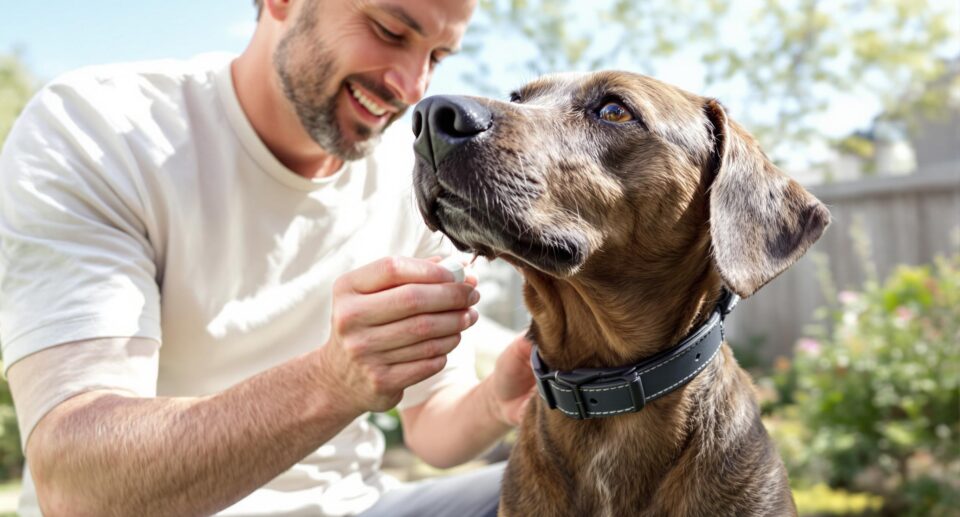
[704,99,830,298]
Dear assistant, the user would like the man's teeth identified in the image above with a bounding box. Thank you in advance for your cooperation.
[350,85,387,117]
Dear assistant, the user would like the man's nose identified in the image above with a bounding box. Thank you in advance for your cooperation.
[412,95,492,167]
[384,57,430,106]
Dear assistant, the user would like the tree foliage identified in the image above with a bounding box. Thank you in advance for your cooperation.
[0,53,35,147]
[0,53,32,480]
[466,0,959,169]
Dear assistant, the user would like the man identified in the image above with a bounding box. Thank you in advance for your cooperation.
[0,0,535,515]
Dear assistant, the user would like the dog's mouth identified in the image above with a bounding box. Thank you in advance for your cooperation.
[410,94,593,276]
[414,157,588,277]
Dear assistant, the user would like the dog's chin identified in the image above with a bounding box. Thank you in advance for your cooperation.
[504,235,589,278]
[414,156,588,277]
[420,195,589,278]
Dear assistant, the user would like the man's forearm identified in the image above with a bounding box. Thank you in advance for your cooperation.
[29,348,359,517]
[401,376,512,469]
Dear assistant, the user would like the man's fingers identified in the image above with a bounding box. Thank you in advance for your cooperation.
[388,355,449,392]
[339,256,459,294]
[375,334,462,365]
[355,309,478,353]
[350,283,479,326]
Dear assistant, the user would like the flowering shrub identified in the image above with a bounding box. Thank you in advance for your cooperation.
[787,255,959,515]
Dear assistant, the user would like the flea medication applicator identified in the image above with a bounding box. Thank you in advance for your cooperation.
[439,257,466,283]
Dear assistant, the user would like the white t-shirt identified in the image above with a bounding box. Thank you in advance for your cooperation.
[0,53,477,516]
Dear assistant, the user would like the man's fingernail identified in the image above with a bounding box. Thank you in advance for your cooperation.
[468,290,481,305]
[467,308,479,325]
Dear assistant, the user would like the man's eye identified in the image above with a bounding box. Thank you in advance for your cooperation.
[374,22,403,42]
[598,102,633,123]
[430,52,448,66]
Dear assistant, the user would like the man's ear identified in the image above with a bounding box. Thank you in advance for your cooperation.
[704,99,830,298]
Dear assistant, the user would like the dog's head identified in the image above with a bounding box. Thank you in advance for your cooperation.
[412,71,828,297]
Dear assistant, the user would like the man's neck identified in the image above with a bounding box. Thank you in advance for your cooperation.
[231,44,344,180]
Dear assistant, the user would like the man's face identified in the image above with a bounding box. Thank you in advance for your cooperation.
[274,0,475,160]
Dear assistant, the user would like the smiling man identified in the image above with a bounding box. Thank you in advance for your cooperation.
[0,0,534,516]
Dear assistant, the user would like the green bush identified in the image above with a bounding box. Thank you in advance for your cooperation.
[784,255,959,516]
[0,366,22,481]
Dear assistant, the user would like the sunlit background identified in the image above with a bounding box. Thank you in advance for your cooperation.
[1,1,958,515]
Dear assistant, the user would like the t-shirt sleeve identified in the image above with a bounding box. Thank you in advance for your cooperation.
[0,77,162,372]
[7,337,160,450]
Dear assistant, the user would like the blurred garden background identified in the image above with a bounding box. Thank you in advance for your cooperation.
[2,1,958,515]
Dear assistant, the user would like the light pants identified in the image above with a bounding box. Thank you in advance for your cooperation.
[359,462,504,517]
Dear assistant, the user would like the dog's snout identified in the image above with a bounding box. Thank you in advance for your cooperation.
[413,95,492,166]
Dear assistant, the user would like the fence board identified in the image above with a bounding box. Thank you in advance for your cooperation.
[726,168,960,362]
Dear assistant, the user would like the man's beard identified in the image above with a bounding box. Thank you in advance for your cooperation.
[273,7,401,161]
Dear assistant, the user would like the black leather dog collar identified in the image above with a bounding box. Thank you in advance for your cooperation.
[531,289,739,420]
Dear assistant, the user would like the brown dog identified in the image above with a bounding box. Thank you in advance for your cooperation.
[411,71,829,517]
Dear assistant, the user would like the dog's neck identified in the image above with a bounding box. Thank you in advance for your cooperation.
[521,246,723,373]
[517,243,744,503]
[517,247,738,499]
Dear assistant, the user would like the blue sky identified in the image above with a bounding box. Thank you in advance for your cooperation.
[0,1,478,96]
[2,1,255,80]
[3,1,957,175]
[0,2,807,116]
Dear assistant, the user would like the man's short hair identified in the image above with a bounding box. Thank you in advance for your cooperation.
[254,0,263,18]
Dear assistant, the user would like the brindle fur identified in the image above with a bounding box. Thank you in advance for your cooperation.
[413,71,829,517]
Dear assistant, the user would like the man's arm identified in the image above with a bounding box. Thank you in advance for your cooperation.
[15,256,480,516]
[21,342,361,517]
[400,334,535,468]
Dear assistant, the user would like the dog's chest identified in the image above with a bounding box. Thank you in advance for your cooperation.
[583,443,619,517]
[565,424,676,514]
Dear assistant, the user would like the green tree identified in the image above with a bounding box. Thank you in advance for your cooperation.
[0,53,35,147]
[0,52,33,480]
[466,0,959,171]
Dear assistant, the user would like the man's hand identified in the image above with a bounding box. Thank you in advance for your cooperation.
[399,331,537,468]
[319,256,480,412]
[487,334,537,426]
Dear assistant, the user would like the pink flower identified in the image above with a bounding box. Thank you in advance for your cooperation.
[798,338,822,356]
[838,291,859,305]
[895,306,914,325]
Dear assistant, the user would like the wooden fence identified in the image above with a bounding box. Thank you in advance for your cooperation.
[725,165,960,362]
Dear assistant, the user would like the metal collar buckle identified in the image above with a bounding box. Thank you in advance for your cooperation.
[532,351,646,419]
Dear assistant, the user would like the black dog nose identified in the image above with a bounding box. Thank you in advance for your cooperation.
[413,95,492,167]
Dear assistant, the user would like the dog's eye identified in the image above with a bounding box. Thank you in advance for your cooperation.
[598,102,633,123]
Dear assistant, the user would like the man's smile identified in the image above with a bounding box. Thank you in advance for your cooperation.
[348,81,390,117]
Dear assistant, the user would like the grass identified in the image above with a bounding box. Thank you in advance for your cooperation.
[794,483,884,516]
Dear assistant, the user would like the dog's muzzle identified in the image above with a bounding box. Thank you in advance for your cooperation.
[412,95,492,170]
[410,95,589,276]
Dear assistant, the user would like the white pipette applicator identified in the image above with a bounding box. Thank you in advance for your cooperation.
[438,257,466,283]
